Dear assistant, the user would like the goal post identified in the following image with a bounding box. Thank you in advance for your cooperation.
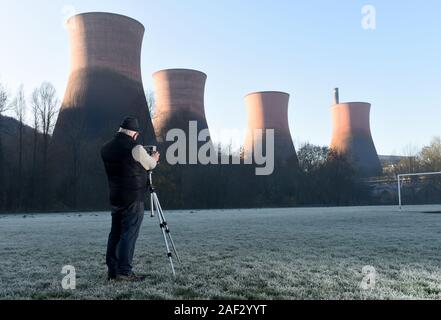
[397,171,441,209]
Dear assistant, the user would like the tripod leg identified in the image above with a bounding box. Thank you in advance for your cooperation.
[154,196,181,263]
[149,192,155,217]
[153,193,176,276]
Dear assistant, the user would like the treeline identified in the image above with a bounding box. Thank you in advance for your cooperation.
[7,80,437,212]
[0,80,373,212]
[101,144,373,210]
[381,137,441,205]
[383,137,441,175]
[0,82,58,212]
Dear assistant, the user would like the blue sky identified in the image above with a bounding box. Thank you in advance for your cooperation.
[0,0,440,155]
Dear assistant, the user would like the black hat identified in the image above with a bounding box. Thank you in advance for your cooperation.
[120,117,140,132]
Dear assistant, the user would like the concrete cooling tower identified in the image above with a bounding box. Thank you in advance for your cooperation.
[50,12,155,208]
[243,91,299,167]
[152,69,212,154]
[330,89,381,176]
[52,12,155,146]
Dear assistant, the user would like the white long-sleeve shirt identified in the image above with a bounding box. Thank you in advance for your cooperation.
[131,145,157,171]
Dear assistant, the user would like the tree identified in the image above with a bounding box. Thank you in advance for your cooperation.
[33,82,58,160]
[419,136,441,172]
[321,149,370,205]
[11,84,27,208]
[395,143,421,174]
[36,82,58,151]
[0,83,8,115]
[28,88,41,208]
[0,82,10,209]
[393,138,441,206]
[32,82,59,206]
[0,82,10,135]
[145,89,156,119]
[297,143,328,173]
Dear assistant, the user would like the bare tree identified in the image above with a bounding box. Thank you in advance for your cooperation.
[0,82,11,139]
[145,89,156,118]
[0,82,9,114]
[0,82,9,209]
[30,87,41,167]
[33,82,58,162]
[28,89,42,208]
[12,84,27,208]
[32,82,59,206]
[396,143,421,174]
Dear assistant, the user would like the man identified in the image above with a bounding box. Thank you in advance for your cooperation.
[101,117,160,281]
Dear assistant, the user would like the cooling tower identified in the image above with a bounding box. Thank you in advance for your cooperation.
[152,69,212,153]
[244,91,299,167]
[330,101,381,176]
[52,12,155,145]
[50,12,155,208]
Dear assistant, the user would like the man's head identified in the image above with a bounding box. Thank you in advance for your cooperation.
[119,117,140,140]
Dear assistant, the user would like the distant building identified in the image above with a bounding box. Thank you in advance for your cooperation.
[152,68,212,157]
[329,89,381,177]
[243,91,299,168]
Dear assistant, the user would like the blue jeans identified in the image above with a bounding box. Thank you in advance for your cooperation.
[106,201,144,276]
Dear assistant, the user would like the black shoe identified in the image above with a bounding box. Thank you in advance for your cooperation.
[107,273,117,281]
[115,273,146,282]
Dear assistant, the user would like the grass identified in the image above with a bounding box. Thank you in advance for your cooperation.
[1,205,441,300]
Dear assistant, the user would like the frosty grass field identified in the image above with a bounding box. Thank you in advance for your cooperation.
[1,205,440,300]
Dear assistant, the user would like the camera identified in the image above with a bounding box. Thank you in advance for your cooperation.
[144,145,158,156]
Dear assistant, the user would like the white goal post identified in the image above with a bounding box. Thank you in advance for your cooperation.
[397,171,441,209]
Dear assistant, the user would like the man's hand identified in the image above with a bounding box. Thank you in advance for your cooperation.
[152,152,160,162]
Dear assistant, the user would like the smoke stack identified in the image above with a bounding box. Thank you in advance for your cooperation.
[152,69,212,155]
[333,88,339,105]
[330,100,381,176]
[243,91,298,167]
[53,12,155,145]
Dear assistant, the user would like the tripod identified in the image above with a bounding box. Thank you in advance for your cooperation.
[147,171,181,276]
